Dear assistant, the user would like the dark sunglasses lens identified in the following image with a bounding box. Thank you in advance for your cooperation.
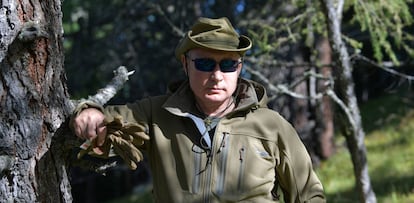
[194,58,216,72]
[220,60,238,72]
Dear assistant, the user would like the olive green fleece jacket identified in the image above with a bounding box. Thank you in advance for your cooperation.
[87,78,325,203]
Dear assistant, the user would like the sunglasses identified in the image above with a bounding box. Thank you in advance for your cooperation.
[188,57,242,72]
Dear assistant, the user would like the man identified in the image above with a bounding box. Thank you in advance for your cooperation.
[72,17,325,203]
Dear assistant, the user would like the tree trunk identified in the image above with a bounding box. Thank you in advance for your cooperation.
[320,0,377,202]
[0,0,73,202]
[315,38,335,159]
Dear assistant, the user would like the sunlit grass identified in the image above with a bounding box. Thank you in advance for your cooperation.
[317,92,414,203]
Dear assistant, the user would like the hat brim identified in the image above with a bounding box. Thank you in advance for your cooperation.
[175,33,252,60]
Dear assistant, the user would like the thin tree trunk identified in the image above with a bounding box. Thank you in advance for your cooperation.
[305,0,335,161]
[316,37,335,159]
[0,0,73,202]
[320,0,377,202]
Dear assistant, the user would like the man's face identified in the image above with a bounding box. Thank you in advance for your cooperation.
[182,48,242,107]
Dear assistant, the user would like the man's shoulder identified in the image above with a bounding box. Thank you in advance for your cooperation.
[137,95,169,107]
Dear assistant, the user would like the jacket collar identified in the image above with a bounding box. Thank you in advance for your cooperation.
[162,78,268,117]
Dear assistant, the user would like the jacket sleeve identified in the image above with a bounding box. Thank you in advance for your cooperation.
[69,98,154,146]
[70,99,151,131]
[103,99,153,139]
[275,117,326,203]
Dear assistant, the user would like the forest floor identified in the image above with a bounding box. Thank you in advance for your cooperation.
[105,89,414,203]
[317,89,414,203]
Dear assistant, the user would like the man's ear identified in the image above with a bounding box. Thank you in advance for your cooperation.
[236,61,243,77]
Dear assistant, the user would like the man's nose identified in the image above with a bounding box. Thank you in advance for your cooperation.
[210,65,224,81]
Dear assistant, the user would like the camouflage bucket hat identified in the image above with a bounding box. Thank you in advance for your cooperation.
[175,17,252,60]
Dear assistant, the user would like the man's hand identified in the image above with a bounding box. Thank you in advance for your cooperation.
[73,109,150,170]
[73,108,107,148]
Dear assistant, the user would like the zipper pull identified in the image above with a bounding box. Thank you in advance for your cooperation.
[217,132,228,153]
[239,147,245,161]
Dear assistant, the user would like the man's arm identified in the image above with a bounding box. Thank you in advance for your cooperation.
[275,119,326,203]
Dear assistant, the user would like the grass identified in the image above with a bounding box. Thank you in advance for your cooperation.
[105,91,414,203]
[316,91,414,203]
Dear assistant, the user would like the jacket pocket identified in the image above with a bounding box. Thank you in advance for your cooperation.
[237,146,246,191]
[228,133,275,194]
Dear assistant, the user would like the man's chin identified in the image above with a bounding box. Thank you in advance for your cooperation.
[203,95,227,103]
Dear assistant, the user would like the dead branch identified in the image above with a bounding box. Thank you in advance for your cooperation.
[68,66,134,173]
[70,66,134,110]
[243,64,330,101]
[355,54,414,81]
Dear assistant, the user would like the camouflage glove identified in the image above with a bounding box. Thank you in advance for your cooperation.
[77,116,150,170]
[106,116,150,169]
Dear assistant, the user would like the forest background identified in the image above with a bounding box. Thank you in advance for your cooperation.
[62,0,414,203]
[0,0,412,202]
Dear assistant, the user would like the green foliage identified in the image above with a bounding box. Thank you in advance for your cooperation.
[247,24,279,54]
[351,0,414,64]
[342,35,363,53]
[246,0,414,67]
[245,1,327,56]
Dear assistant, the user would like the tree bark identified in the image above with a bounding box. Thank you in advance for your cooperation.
[320,0,377,202]
[0,0,73,202]
[315,38,335,159]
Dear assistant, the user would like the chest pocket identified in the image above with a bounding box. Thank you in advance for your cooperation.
[219,132,276,198]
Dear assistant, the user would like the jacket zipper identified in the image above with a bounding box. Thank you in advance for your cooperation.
[203,150,213,203]
[193,147,202,193]
[202,130,228,202]
[238,146,246,191]
[216,132,229,195]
